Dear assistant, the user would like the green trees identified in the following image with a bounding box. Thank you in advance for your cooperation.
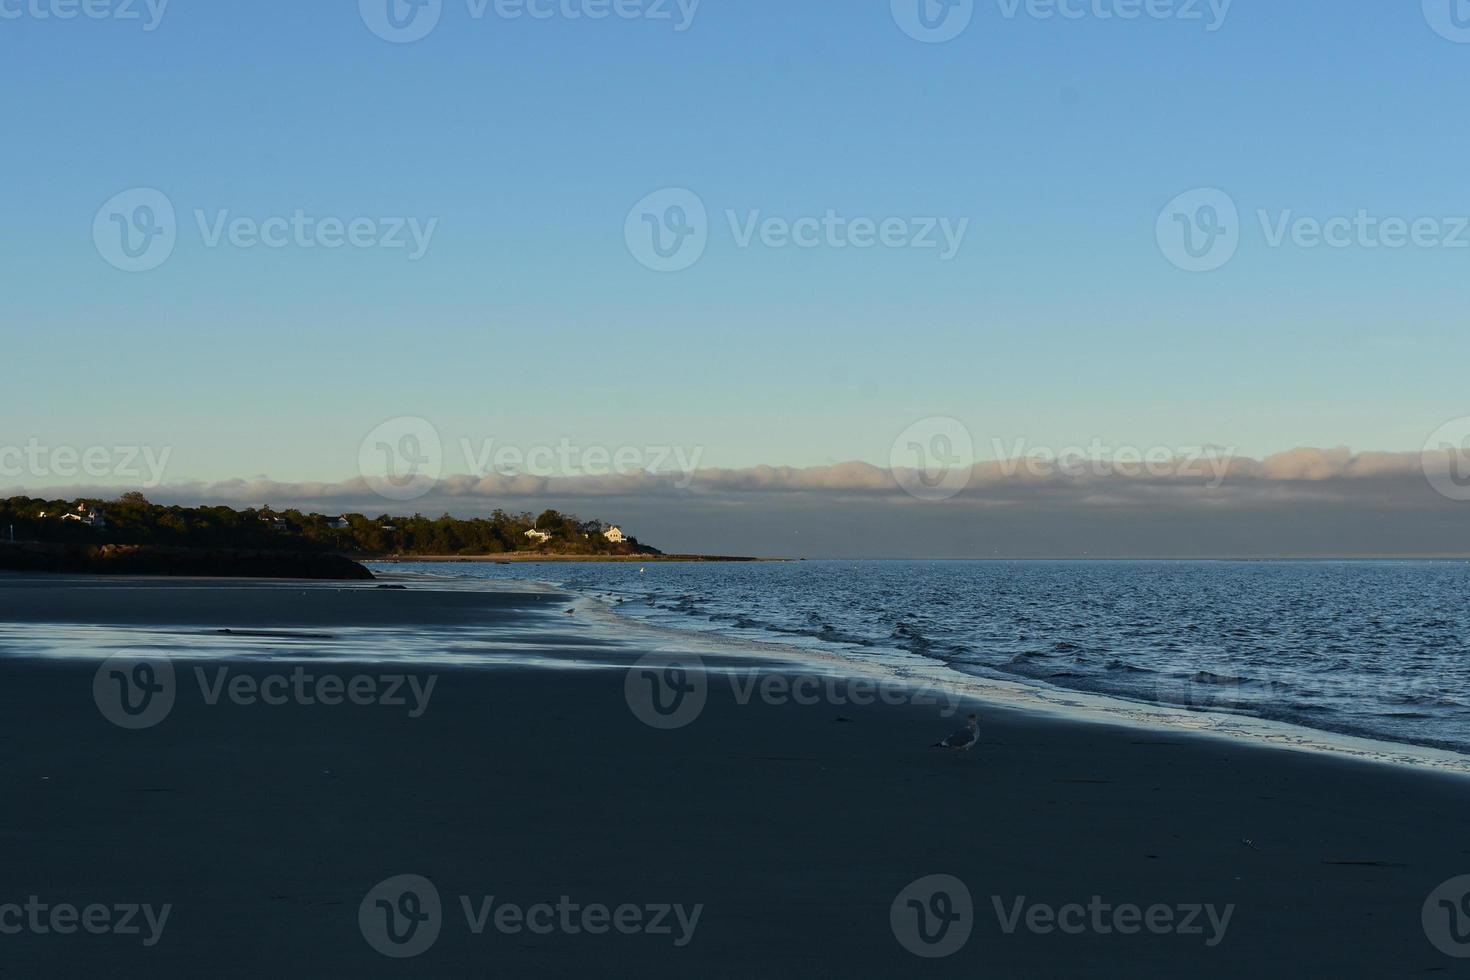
[0,495,654,557]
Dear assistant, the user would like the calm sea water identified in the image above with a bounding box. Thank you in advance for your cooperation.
[387,560,1470,755]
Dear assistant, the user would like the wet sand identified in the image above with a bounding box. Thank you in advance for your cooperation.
[1,574,1467,977]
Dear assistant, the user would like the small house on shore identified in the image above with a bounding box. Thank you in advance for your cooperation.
[61,504,107,528]
[603,526,626,544]
[526,529,553,545]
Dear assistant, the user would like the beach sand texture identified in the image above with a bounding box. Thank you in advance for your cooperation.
[1,574,1467,978]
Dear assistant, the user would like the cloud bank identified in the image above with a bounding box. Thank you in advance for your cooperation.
[10,447,1469,558]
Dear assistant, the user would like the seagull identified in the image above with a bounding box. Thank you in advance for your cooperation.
[932,713,980,753]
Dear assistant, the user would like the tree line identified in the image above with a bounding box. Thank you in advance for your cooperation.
[0,493,655,557]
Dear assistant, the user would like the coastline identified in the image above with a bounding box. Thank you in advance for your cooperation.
[3,572,1468,976]
[369,553,784,563]
[591,606,1470,777]
[378,564,1470,777]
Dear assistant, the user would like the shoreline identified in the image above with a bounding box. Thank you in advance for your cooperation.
[2,573,1468,975]
[580,591,1470,778]
[377,565,1470,778]
[368,553,785,563]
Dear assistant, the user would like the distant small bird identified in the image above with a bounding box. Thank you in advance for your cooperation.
[932,714,980,753]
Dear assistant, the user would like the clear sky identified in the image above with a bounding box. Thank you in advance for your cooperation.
[4,0,1468,491]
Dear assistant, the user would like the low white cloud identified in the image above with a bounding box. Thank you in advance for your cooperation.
[7,447,1452,512]
[8,446,1465,558]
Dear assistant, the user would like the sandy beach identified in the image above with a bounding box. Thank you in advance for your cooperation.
[2,573,1468,978]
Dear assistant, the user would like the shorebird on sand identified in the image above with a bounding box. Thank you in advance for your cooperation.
[932,713,980,754]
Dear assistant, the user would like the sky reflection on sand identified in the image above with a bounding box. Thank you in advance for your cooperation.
[0,620,630,672]
[1,574,1468,777]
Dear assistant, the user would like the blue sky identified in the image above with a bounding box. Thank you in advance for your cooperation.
[4,0,1468,490]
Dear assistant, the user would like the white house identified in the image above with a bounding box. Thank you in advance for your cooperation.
[326,516,351,530]
[61,504,106,528]
[525,529,553,545]
[603,526,626,544]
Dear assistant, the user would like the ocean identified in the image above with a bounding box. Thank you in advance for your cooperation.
[388,559,1470,757]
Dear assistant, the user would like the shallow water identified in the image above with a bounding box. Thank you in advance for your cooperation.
[381,560,1470,756]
